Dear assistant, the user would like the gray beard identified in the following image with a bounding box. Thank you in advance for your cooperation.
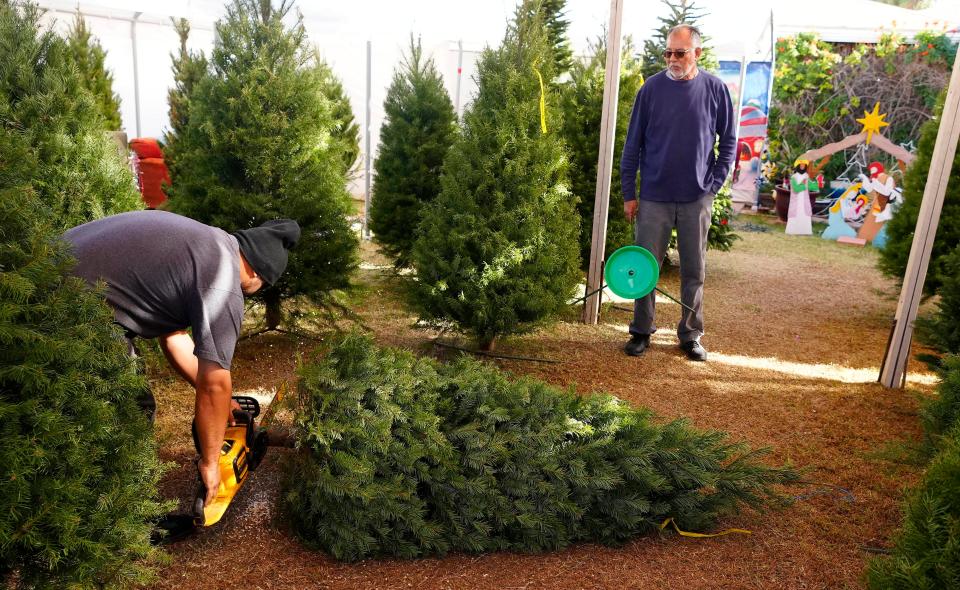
[666,66,699,81]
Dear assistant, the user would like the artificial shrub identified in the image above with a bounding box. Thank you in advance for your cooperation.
[411,0,581,350]
[369,36,457,268]
[282,333,798,561]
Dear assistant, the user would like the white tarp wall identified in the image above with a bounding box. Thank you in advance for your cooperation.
[33,0,959,198]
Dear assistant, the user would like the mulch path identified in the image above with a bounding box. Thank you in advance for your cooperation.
[146,222,938,590]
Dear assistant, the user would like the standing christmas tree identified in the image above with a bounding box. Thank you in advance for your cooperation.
[369,36,457,268]
[411,0,581,350]
[0,143,166,587]
[0,2,141,231]
[539,0,573,82]
[166,0,357,330]
[561,35,644,269]
[164,17,207,169]
[880,90,960,297]
[316,58,361,177]
[65,13,122,131]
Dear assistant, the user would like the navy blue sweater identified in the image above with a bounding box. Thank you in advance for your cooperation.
[620,70,736,203]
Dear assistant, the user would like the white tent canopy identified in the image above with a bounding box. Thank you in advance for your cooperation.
[34,0,958,149]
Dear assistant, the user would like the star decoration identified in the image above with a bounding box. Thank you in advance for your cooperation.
[899,140,917,154]
[857,102,889,145]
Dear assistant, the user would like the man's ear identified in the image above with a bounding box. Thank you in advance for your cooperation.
[695,47,703,59]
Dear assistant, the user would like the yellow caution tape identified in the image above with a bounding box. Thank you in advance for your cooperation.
[533,59,547,134]
[659,517,752,538]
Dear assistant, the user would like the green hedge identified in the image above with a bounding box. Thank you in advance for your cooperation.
[281,333,797,561]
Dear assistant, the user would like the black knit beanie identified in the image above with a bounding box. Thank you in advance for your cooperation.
[233,219,301,286]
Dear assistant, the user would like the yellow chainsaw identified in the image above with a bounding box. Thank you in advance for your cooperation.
[153,385,285,543]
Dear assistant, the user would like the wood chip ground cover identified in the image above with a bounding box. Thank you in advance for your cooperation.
[146,222,938,589]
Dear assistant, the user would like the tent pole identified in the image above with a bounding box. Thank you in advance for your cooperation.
[583,0,624,325]
[363,39,372,240]
[131,12,142,138]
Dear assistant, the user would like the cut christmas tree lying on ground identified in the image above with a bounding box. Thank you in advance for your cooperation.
[281,333,799,561]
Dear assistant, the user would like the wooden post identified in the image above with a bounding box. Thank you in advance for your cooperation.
[880,51,960,388]
[582,0,624,325]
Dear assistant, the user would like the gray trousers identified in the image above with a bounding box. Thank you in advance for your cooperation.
[630,195,713,344]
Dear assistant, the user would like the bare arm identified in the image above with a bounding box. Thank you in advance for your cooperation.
[194,359,233,506]
[158,330,199,388]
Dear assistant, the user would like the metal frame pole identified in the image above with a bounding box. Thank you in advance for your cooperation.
[733,54,748,148]
[363,39,372,239]
[131,12,143,138]
[582,0,624,325]
[455,40,463,117]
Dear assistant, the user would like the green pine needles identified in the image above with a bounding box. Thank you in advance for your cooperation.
[0,187,167,586]
[537,0,573,81]
[164,17,208,168]
[560,35,643,268]
[65,12,122,131]
[0,1,141,232]
[165,0,358,330]
[879,89,960,298]
[316,58,361,177]
[411,1,581,350]
[867,421,960,589]
[282,333,798,561]
[641,0,719,80]
[916,246,960,361]
[369,36,457,268]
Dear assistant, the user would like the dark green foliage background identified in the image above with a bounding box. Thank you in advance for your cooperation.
[559,36,642,268]
[0,171,166,587]
[164,17,208,169]
[165,0,357,324]
[369,37,457,268]
[0,2,141,232]
[915,246,960,360]
[66,13,122,131]
[867,354,960,587]
[640,0,719,82]
[879,91,960,298]
[316,58,361,177]
[410,1,581,347]
[282,333,796,561]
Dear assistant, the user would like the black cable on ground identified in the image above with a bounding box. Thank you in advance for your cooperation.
[793,480,856,503]
[432,339,559,364]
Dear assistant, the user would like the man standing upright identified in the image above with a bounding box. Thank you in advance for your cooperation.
[620,24,735,362]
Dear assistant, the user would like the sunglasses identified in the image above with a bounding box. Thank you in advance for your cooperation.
[662,49,693,59]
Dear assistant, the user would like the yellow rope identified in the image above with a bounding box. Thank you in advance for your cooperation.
[659,517,752,538]
[533,59,547,134]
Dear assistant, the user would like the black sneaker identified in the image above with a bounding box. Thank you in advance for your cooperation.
[624,335,650,356]
[680,340,707,362]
